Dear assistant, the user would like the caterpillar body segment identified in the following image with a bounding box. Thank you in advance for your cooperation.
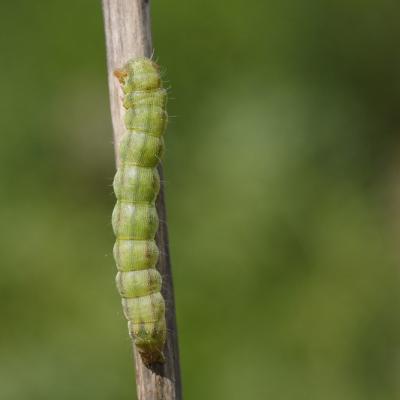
[112,58,168,365]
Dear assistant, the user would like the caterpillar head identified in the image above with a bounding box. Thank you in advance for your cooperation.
[114,58,161,93]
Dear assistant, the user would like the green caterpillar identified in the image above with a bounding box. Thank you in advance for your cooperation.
[112,58,167,365]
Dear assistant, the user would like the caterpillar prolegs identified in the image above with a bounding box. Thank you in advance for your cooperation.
[112,58,167,365]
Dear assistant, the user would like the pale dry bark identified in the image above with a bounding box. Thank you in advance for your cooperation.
[102,1,182,399]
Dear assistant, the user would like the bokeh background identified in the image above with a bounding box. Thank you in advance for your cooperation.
[1,1,399,399]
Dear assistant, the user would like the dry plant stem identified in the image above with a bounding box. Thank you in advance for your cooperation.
[102,1,182,399]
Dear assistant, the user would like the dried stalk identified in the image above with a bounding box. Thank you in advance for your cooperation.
[102,1,182,398]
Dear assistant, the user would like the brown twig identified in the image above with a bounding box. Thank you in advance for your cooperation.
[102,1,182,398]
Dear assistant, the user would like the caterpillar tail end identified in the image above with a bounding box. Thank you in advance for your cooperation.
[129,319,167,365]
[139,349,165,366]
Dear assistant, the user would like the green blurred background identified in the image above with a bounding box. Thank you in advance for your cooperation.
[1,1,399,399]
